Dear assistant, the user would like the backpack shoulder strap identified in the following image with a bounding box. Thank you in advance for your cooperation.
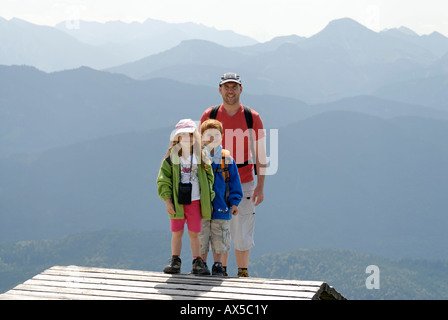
[221,148,231,162]
[164,155,172,166]
[243,105,253,129]
[242,105,257,175]
[221,150,231,203]
[209,105,220,119]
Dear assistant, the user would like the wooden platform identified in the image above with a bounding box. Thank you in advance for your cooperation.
[0,265,346,300]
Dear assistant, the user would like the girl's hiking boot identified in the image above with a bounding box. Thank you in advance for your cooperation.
[237,268,250,277]
[190,257,210,275]
[212,262,224,276]
[163,256,181,274]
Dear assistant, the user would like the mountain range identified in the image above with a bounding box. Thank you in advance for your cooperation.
[55,18,257,62]
[2,16,447,104]
[106,18,448,104]
[2,65,447,157]
[0,16,256,72]
[0,17,122,71]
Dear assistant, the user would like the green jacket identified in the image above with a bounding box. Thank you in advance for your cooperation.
[157,153,215,220]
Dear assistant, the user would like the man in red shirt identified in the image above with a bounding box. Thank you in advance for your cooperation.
[200,73,266,277]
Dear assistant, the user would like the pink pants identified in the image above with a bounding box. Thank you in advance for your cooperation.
[170,200,202,233]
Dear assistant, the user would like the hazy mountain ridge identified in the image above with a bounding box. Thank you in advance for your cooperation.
[2,15,447,106]
[107,18,448,104]
[2,65,447,157]
[2,16,447,105]
[0,17,123,71]
[0,16,257,72]
[56,18,258,61]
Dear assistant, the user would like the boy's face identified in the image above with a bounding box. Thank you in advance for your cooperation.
[202,128,222,149]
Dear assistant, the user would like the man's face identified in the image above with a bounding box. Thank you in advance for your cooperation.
[219,82,242,105]
[202,128,222,150]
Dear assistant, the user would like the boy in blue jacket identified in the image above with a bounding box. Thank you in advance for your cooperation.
[199,119,243,276]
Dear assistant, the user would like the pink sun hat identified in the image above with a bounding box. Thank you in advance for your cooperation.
[171,119,198,139]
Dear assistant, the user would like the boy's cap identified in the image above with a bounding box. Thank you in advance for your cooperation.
[219,72,241,86]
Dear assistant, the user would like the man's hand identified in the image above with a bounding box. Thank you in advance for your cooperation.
[231,205,239,216]
[252,185,264,206]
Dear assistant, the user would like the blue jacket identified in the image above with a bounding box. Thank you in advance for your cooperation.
[207,146,243,220]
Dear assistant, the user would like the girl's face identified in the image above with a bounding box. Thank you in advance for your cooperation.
[178,132,193,148]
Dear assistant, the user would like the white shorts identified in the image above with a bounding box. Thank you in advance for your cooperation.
[230,180,256,251]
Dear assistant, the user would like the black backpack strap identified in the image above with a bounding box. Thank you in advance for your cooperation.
[222,156,230,204]
[164,155,174,203]
[243,105,253,129]
[164,155,172,166]
[209,105,220,119]
[243,106,257,175]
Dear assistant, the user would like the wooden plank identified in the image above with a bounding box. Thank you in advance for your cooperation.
[45,265,325,294]
[28,275,316,299]
[49,265,326,287]
[20,276,314,300]
[8,283,190,300]
[42,266,324,299]
[9,280,302,300]
[40,269,323,294]
[0,265,346,300]
[0,287,120,300]
[0,292,64,300]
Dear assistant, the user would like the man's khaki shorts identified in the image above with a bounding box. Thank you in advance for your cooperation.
[230,180,256,251]
[199,219,231,255]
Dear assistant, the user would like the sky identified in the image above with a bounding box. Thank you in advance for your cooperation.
[2,0,448,42]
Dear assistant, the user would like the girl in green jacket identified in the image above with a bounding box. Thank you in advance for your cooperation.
[157,119,215,275]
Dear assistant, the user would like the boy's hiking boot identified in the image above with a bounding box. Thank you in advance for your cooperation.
[212,262,224,276]
[163,256,181,274]
[190,257,210,275]
[237,268,250,277]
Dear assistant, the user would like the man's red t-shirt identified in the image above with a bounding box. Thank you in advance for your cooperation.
[200,104,265,183]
